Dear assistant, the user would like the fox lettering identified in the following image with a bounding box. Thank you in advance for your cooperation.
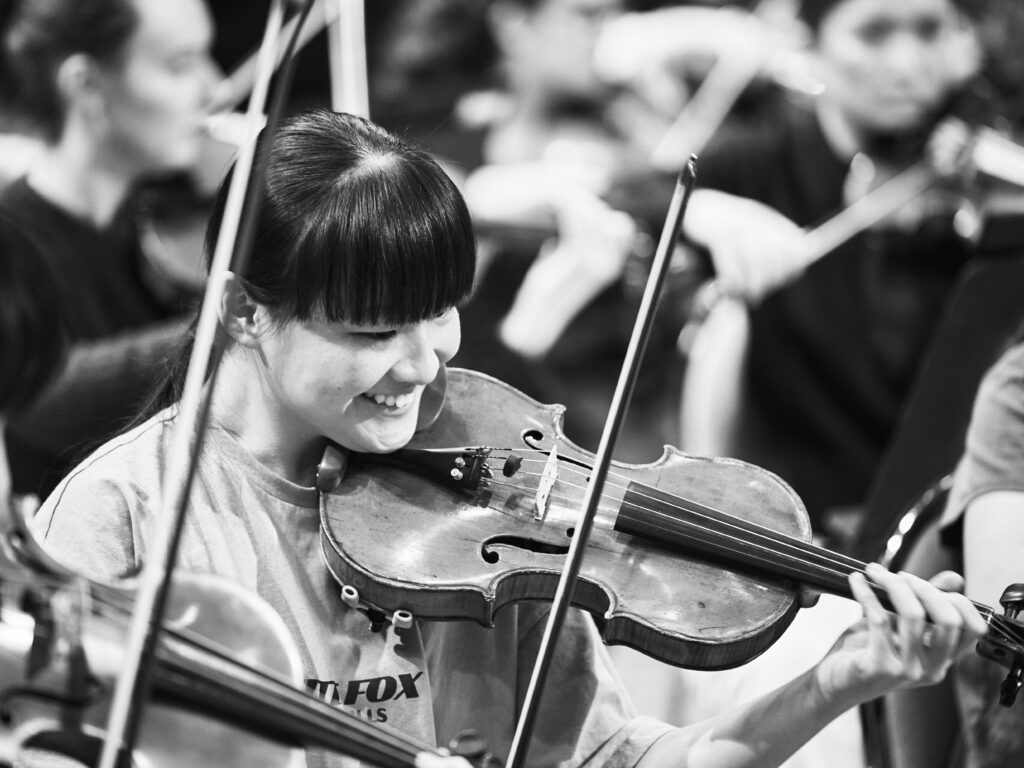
[305,672,423,707]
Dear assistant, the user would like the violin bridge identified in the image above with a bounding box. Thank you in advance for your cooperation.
[534,447,559,520]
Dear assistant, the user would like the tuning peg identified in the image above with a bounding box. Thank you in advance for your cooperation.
[999,583,1024,619]
[995,584,1024,706]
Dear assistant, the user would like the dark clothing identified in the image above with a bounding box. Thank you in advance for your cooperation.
[696,101,972,531]
[1,177,190,497]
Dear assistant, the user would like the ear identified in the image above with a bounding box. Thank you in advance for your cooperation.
[219,272,266,347]
[55,53,104,116]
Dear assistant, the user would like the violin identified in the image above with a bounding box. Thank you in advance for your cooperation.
[0,527,497,768]
[316,368,1024,696]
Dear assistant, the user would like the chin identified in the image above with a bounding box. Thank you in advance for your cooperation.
[347,423,418,455]
[871,101,938,132]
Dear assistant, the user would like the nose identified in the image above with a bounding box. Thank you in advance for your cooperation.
[393,317,460,384]
[879,31,937,87]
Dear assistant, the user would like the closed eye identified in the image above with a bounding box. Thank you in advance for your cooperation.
[363,330,397,341]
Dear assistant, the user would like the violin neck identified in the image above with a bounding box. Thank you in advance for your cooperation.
[614,483,884,608]
[613,482,1024,658]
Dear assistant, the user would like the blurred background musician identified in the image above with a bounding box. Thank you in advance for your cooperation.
[936,329,1024,768]
[677,0,992,550]
[0,0,222,499]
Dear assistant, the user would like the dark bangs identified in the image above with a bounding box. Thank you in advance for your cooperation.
[206,110,477,327]
[293,154,477,326]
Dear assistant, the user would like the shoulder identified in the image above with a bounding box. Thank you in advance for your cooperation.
[34,409,177,580]
[42,409,175,513]
[943,342,1024,532]
[968,341,1024,442]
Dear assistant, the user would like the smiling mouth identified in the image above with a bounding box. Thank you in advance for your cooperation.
[363,392,415,409]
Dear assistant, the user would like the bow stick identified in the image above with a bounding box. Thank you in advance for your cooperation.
[506,158,698,768]
[97,3,314,766]
[326,0,369,117]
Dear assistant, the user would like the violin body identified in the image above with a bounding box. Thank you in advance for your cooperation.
[319,368,812,671]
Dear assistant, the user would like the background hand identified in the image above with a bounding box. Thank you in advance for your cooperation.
[684,189,809,302]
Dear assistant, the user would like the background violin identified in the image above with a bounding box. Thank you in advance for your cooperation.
[316,368,1024,690]
[0,529,493,768]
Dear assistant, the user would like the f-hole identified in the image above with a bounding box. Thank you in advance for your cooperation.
[481,535,571,563]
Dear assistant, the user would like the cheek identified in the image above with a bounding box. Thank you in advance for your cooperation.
[275,367,362,424]
[121,72,205,144]
[438,322,462,364]
[822,38,874,86]
[289,351,384,407]
[108,105,193,173]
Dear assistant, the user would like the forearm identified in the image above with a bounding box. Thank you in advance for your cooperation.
[10,318,187,453]
[498,241,617,360]
[638,666,853,768]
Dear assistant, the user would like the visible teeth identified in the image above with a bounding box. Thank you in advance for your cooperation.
[368,392,413,408]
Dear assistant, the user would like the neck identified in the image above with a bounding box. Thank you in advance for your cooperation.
[209,352,326,487]
[27,131,135,228]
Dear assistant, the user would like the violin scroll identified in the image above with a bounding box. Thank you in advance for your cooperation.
[976,583,1024,706]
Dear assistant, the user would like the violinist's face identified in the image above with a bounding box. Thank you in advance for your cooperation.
[95,0,221,177]
[255,309,462,459]
[814,0,968,134]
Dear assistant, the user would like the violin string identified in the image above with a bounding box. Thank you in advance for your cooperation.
[492,451,922,587]
[485,457,874,592]
[604,483,1024,643]
[481,451,1024,645]
[492,453,874,579]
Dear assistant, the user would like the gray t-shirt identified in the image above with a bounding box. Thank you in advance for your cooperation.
[35,407,670,768]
